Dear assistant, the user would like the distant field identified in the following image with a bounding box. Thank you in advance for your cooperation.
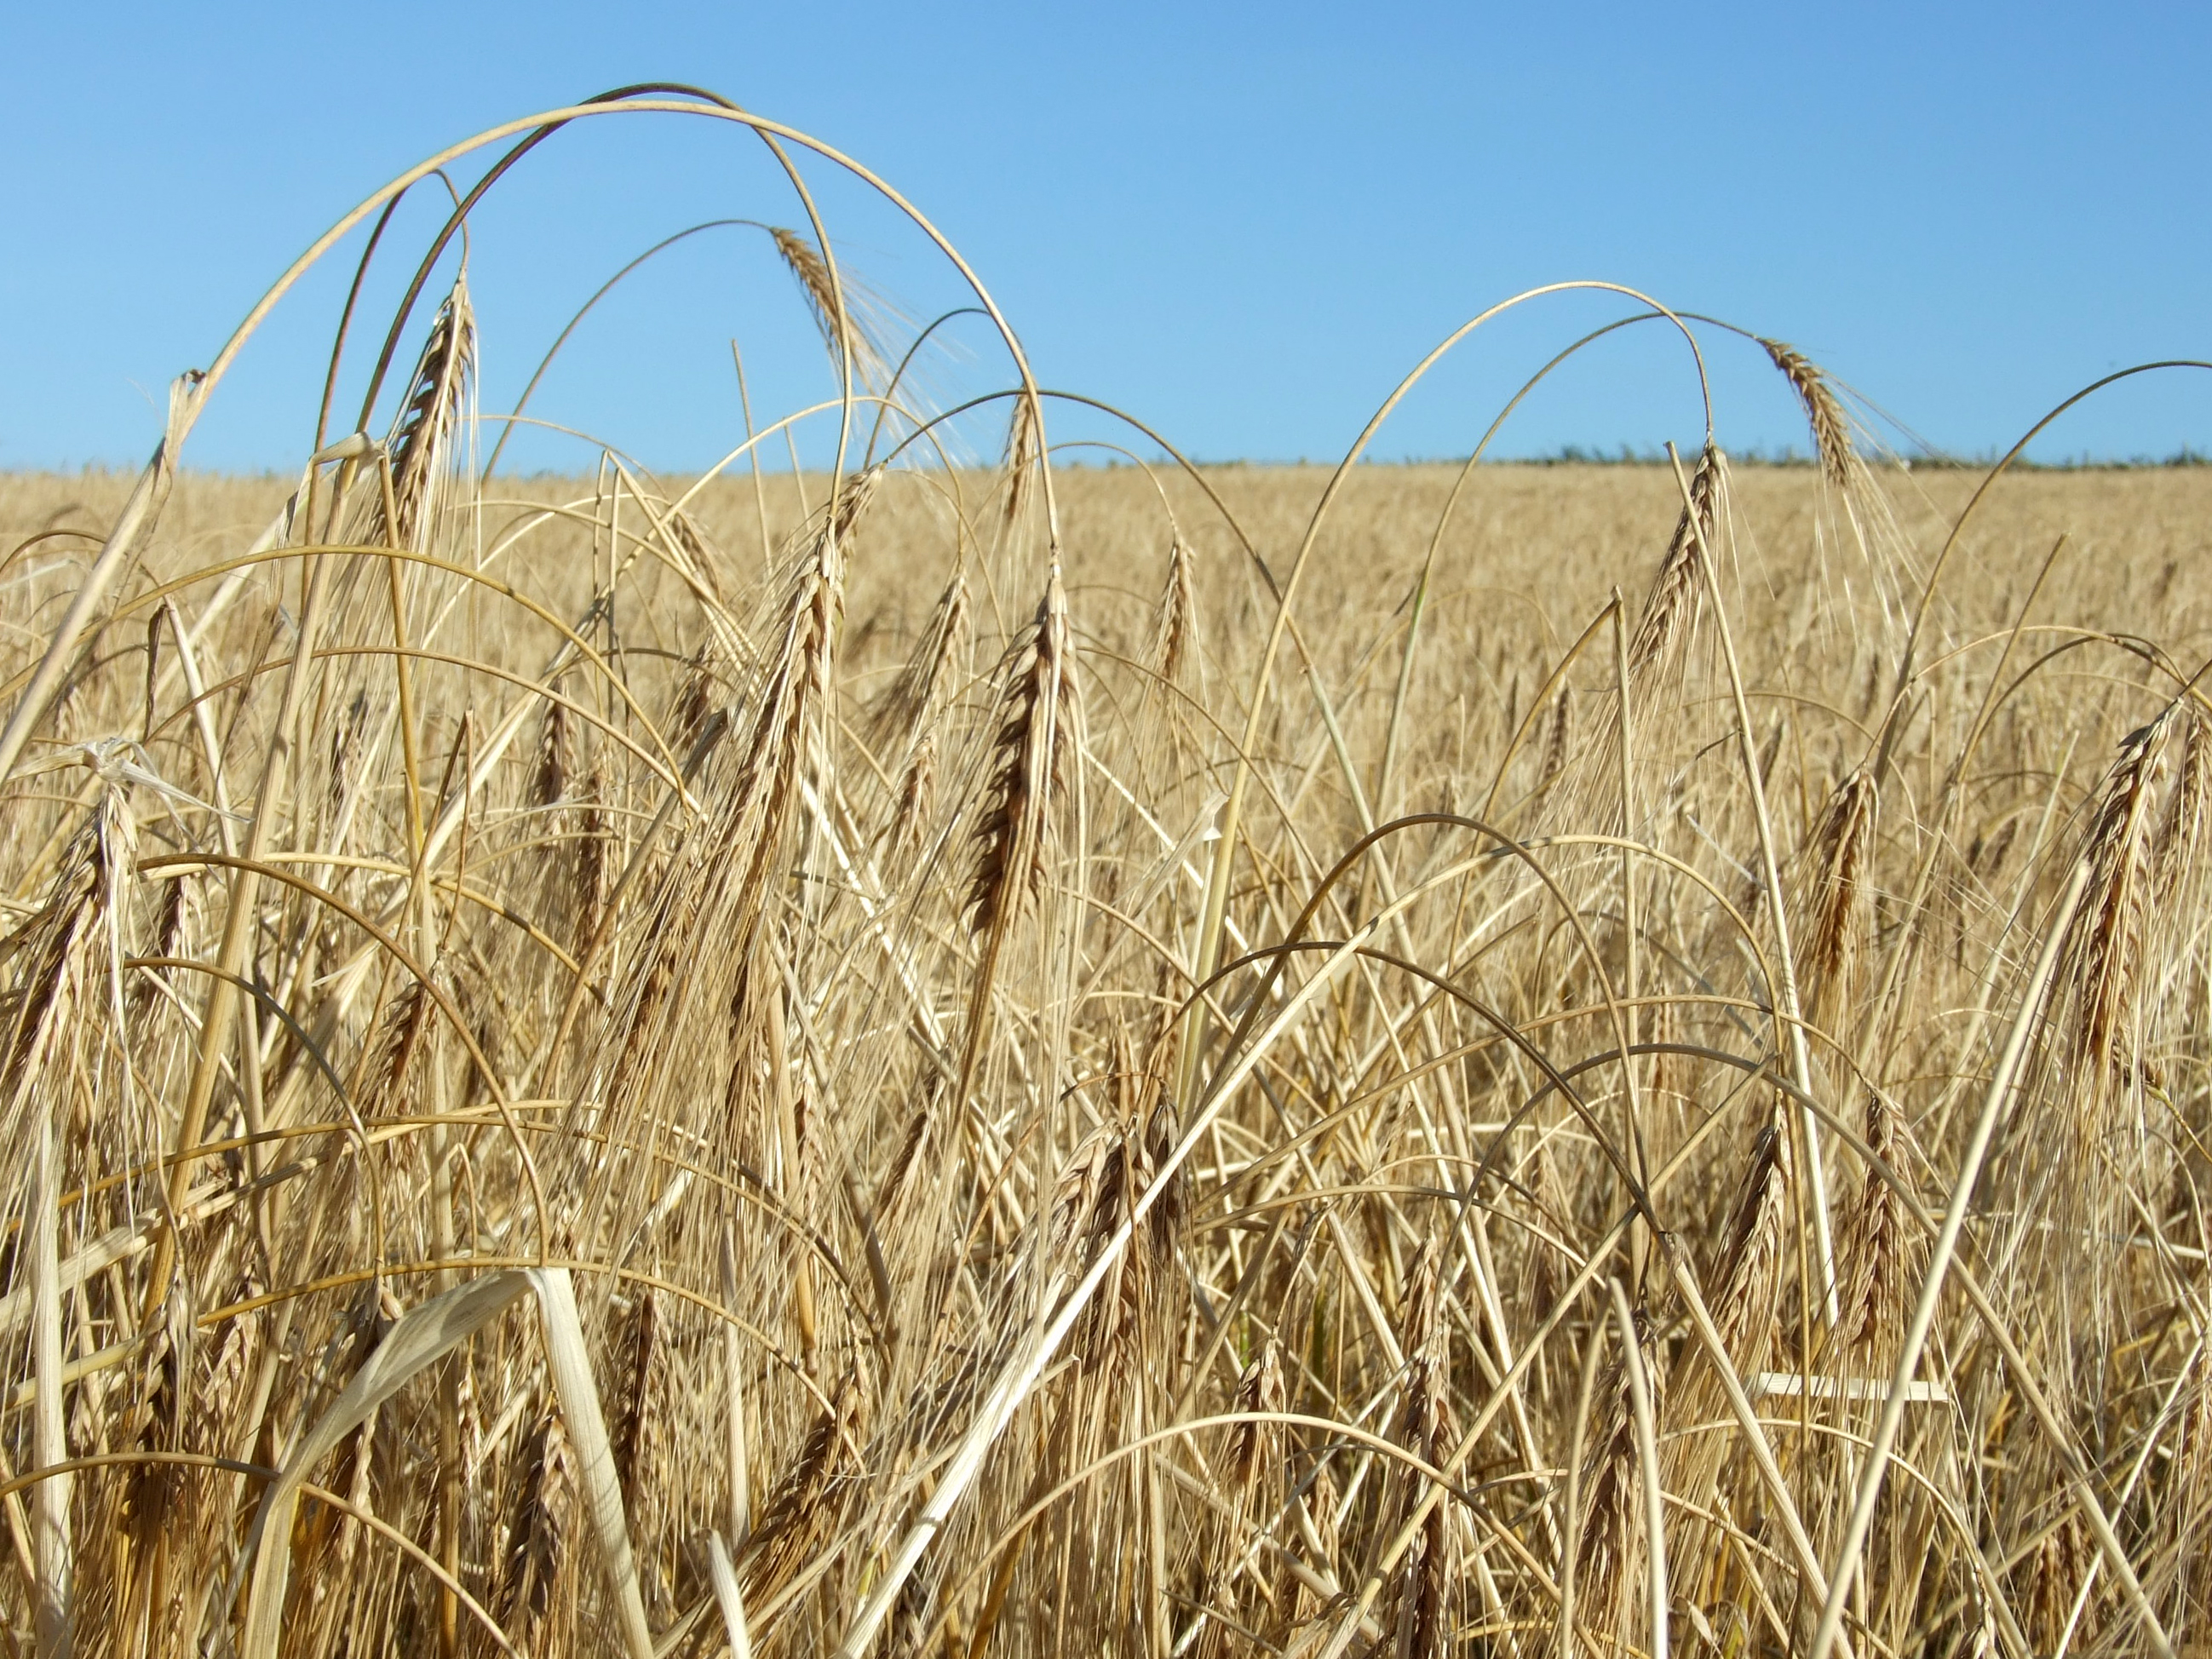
[12,460,2209,679]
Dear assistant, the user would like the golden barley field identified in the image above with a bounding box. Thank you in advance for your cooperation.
[7,87,2212,1659]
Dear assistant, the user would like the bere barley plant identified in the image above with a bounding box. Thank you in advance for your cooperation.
[5,86,2212,1659]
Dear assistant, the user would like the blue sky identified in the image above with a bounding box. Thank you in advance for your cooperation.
[3,1,2208,473]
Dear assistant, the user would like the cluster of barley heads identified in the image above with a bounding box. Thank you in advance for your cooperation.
[3,89,2210,1659]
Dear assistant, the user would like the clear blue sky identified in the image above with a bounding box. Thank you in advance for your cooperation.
[4,1,2208,474]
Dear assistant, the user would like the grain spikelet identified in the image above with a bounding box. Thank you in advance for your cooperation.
[1836,1088,1920,1360]
[1537,686,1573,801]
[331,1415,377,1573]
[1707,1107,1793,1375]
[2052,710,2173,1146]
[357,977,431,1120]
[2155,703,2211,907]
[1285,1460,1340,1627]
[1141,1076,1184,1267]
[773,226,888,388]
[1060,1070,1180,1398]
[1968,818,2018,882]
[6,787,130,1100]
[532,727,615,996]
[873,1078,939,1226]
[745,467,873,796]
[1153,537,1198,688]
[611,1289,660,1517]
[737,1374,863,1612]
[1573,1305,1664,1656]
[1192,1341,1285,1659]
[503,1404,575,1658]
[604,467,875,1102]
[327,689,368,823]
[607,1285,669,1619]
[371,273,475,551]
[129,871,189,1025]
[669,638,727,757]
[956,570,1076,1099]
[1791,765,1879,1030]
[2018,1510,2098,1654]
[873,567,968,852]
[1003,395,1042,531]
[531,696,570,810]
[7,818,102,1071]
[1625,443,1722,689]
[871,567,969,749]
[1226,1342,1285,1517]
[888,724,939,857]
[1759,338,1860,488]
[666,507,730,609]
[569,766,612,947]
[1388,1242,1459,1659]
[1044,1127,1112,1283]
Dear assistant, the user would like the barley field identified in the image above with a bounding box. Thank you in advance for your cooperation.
[6,90,2212,1659]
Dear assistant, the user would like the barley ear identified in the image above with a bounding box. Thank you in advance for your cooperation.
[1625,442,1722,691]
[1791,765,1880,1031]
[1152,536,1198,689]
[773,226,887,387]
[956,570,1076,1103]
[1759,337,1861,488]
[371,273,475,551]
[1003,395,1042,531]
